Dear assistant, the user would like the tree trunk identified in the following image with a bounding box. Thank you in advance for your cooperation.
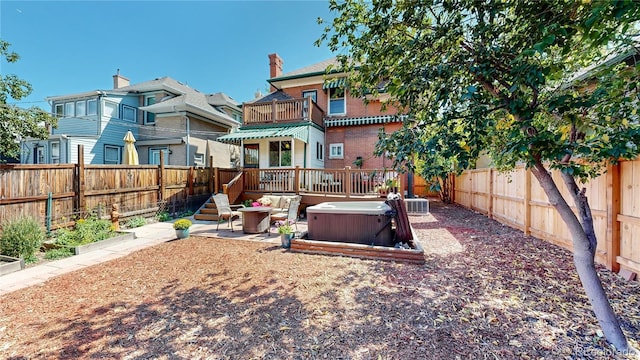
[530,161,630,352]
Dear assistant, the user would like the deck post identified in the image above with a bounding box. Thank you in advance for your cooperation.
[209,156,214,193]
[214,167,220,194]
[345,166,352,198]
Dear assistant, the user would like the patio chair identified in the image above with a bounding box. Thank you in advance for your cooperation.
[212,193,243,232]
[270,199,301,235]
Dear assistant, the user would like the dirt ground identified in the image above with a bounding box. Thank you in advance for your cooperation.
[1,200,638,359]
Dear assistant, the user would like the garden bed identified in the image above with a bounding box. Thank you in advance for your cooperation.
[0,255,24,276]
[71,232,136,255]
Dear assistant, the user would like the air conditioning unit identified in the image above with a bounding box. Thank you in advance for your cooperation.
[405,198,429,214]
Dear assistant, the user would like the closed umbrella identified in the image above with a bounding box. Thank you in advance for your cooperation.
[123,130,139,165]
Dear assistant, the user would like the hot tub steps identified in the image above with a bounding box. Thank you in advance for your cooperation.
[290,238,425,264]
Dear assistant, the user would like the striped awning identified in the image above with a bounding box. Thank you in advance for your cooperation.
[324,115,405,127]
[217,125,309,143]
[322,77,347,89]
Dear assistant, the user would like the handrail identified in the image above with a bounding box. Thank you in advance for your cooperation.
[223,171,244,204]
[242,98,325,126]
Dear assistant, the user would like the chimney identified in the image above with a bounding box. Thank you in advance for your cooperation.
[268,53,283,92]
[112,69,130,89]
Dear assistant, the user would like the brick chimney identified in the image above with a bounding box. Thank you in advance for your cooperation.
[268,53,283,92]
[112,69,130,89]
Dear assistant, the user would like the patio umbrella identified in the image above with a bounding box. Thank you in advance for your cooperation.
[123,130,139,165]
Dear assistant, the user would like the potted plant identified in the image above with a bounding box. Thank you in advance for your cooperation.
[173,218,192,239]
[276,220,294,248]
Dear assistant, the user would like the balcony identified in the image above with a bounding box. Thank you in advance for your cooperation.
[242,98,324,127]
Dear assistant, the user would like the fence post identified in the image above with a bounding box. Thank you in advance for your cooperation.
[524,167,531,235]
[606,163,621,272]
[76,144,86,216]
[159,151,165,202]
[188,166,195,195]
[488,168,493,218]
[214,167,220,194]
[209,156,214,193]
[344,166,352,198]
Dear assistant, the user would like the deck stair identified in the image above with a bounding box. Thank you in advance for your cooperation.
[194,195,220,222]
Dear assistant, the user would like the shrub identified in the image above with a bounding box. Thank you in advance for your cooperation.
[156,211,172,222]
[0,216,44,260]
[173,219,192,230]
[44,247,73,260]
[126,216,146,228]
[53,216,116,247]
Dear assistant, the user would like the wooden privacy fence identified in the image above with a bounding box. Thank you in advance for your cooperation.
[453,160,640,275]
[0,147,233,232]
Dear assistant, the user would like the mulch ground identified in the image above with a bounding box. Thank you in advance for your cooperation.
[1,200,638,359]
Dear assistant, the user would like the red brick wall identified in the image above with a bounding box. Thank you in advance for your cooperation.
[282,85,399,117]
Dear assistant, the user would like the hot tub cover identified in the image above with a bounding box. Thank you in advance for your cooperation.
[306,201,392,215]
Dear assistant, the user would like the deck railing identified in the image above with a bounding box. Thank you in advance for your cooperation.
[242,98,324,128]
[243,167,399,197]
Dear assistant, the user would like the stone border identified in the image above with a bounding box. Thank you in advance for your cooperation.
[73,232,136,255]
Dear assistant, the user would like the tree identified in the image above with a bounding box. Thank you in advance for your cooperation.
[318,0,640,352]
[0,40,57,161]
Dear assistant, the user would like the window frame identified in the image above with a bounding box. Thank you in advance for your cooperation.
[50,141,60,164]
[328,87,346,116]
[122,105,136,122]
[268,140,292,167]
[75,100,86,117]
[104,101,119,119]
[243,144,259,168]
[104,145,121,164]
[87,99,98,115]
[316,141,324,161]
[54,104,64,117]
[144,95,156,124]
[302,90,317,103]
[149,147,169,165]
[194,153,205,167]
[329,143,344,159]
[64,102,75,117]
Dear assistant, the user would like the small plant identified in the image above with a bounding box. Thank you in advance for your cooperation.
[242,199,253,207]
[173,219,192,230]
[276,220,294,235]
[178,210,194,218]
[0,216,44,262]
[44,247,73,260]
[126,216,146,228]
[53,216,117,247]
[156,211,172,222]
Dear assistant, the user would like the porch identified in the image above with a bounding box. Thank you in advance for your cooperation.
[242,98,325,127]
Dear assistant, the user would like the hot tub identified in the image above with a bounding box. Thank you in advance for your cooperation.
[306,201,394,246]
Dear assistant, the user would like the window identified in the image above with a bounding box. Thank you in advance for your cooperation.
[194,153,205,166]
[104,101,119,118]
[316,142,323,161]
[50,142,60,164]
[104,145,121,164]
[328,87,346,115]
[54,104,64,117]
[149,147,169,165]
[269,141,291,167]
[75,101,86,117]
[302,90,317,103]
[329,143,344,159]
[87,99,97,115]
[34,146,45,164]
[144,96,155,124]
[122,105,136,122]
[64,102,74,117]
[243,144,259,168]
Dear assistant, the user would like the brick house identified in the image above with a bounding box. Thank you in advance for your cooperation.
[218,53,409,193]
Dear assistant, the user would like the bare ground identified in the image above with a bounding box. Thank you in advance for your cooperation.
[0,200,638,359]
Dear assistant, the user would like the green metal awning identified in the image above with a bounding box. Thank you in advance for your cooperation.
[322,77,346,89]
[217,125,309,143]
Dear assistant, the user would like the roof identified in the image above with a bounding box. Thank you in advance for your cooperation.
[250,90,295,104]
[207,92,240,107]
[324,115,404,127]
[217,124,311,143]
[269,57,342,83]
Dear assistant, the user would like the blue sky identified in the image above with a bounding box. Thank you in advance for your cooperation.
[1,1,337,109]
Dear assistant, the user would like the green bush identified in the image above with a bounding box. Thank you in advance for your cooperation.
[53,216,116,247]
[156,211,172,222]
[44,247,73,260]
[0,216,45,260]
[126,216,146,228]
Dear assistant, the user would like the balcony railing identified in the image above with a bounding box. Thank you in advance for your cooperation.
[242,98,324,127]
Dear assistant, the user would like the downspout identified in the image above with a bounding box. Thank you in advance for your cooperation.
[186,115,190,166]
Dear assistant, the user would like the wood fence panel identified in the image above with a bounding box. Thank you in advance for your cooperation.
[456,159,640,272]
[619,160,640,273]
[491,168,526,231]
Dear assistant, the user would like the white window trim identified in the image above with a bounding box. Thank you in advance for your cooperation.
[104,145,121,164]
[194,153,205,166]
[104,101,119,119]
[54,104,64,117]
[329,143,344,159]
[327,88,346,116]
[316,141,324,161]
[122,105,136,122]
[87,99,98,116]
[149,147,169,165]
[64,102,75,118]
[50,141,60,164]
[75,100,86,117]
[302,90,317,103]
[144,95,156,124]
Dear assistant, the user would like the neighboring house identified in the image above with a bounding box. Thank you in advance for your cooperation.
[21,72,241,167]
[218,53,404,173]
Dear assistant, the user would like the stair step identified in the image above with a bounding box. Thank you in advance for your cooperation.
[199,208,218,214]
[194,214,219,221]
[205,203,217,208]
